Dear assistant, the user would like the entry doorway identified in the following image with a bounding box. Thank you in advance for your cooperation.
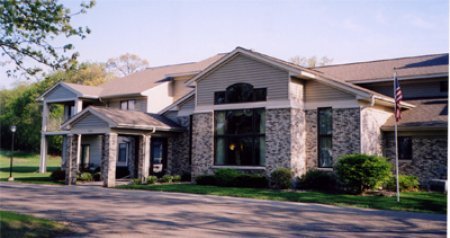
[150,138,167,177]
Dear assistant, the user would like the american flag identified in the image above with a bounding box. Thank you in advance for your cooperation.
[394,74,403,122]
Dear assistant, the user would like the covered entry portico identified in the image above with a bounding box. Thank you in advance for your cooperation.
[62,106,183,187]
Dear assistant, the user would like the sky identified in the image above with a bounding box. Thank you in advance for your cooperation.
[1,0,448,89]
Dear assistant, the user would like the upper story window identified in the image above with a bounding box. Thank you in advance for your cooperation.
[120,100,136,110]
[214,83,267,105]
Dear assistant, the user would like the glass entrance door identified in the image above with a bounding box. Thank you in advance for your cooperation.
[150,138,167,177]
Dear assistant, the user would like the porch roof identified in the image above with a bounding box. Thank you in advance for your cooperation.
[382,98,448,131]
[62,106,184,132]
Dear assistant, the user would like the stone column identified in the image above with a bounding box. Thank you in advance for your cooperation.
[137,134,151,183]
[101,133,118,187]
[65,134,78,185]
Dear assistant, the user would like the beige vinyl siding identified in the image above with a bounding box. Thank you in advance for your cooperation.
[196,54,289,106]
[45,85,77,101]
[106,97,147,112]
[172,77,193,101]
[72,113,109,130]
[304,80,354,102]
[363,79,448,99]
[81,135,102,166]
[290,78,304,106]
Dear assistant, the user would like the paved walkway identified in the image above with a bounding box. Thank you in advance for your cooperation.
[0,183,446,237]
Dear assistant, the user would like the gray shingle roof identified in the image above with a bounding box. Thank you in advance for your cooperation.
[383,98,448,130]
[88,106,183,131]
[314,53,448,83]
[99,54,225,97]
[62,82,103,98]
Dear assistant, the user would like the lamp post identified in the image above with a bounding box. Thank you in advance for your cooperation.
[8,125,16,182]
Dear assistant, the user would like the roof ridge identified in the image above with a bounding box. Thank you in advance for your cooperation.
[314,53,449,69]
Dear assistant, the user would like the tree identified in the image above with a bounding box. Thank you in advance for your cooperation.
[48,63,112,86]
[290,56,333,68]
[0,63,109,153]
[0,0,95,78]
[106,53,149,77]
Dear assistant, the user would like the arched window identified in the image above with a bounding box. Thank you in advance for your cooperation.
[214,83,266,104]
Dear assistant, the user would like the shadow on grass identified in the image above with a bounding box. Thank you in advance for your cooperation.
[119,184,447,214]
[0,211,76,238]
[0,166,59,173]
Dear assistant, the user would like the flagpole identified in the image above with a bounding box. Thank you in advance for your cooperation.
[393,68,400,202]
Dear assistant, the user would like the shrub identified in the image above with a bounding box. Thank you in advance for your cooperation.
[78,172,93,182]
[159,175,173,183]
[147,176,158,185]
[270,168,293,189]
[93,172,101,181]
[385,175,419,192]
[50,169,65,181]
[195,175,217,186]
[297,170,337,192]
[172,175,181,183]
[181,172,191,182]
[232,174,268,188]
[214,169,242,186]
[335,154,391,194]
[131,178,142,185]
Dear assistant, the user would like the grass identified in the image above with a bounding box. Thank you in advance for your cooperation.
[118,183,447,214]
[0,150,62,184]
[0,210,71,238]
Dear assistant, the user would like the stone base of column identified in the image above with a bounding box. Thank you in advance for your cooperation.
[102,133,117,187]
[65,135,78,185]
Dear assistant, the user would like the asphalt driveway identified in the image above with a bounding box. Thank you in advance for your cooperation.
[0,183,446,237]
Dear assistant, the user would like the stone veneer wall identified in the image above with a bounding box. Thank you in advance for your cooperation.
[360,106,391,156]
[290,108,306,177]
[305,108,361,169]
[265,108,292,174]
[332,108,361,160]
[167,116,191,175]
[305,110,318,170]
[191,113,214,178]
[384,134,447,186]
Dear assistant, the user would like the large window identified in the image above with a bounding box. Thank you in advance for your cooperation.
[214,83,267,104]
[215,108,265,166]
[318,107,332,168]
[398,136,412,160]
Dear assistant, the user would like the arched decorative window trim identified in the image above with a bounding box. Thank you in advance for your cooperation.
[214,83,267,105]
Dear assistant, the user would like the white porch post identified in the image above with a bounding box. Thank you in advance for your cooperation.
[39,101,49,173]
[74,99,83,115]
[76,134,82,170]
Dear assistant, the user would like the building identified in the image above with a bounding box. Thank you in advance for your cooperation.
[37,47,448,187]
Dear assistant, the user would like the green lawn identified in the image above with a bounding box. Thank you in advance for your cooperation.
[118,184,447,214]
[0,150,62,184]
[0,210,71,238]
